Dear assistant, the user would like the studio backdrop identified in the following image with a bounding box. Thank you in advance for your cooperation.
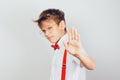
[0,0,120,80]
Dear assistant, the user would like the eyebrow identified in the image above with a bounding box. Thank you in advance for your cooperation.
[41,26,53,32]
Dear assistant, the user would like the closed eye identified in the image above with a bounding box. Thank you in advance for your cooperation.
[48,26,52,30]
[42,30,46,33]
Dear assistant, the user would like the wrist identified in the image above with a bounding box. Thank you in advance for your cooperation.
[74,50,82,58]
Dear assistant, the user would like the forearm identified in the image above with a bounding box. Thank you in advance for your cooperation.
[74,51,96,70]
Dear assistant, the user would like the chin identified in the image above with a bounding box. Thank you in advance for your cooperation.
[49,39,57,43]
[47,39,54,43]
[47,37,59,43]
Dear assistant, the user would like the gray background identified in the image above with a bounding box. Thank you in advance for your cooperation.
[0,0,120,80]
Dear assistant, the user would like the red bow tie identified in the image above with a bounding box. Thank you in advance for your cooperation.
[51,43,60,50]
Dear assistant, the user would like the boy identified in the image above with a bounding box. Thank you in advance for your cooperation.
[34,8,95,80]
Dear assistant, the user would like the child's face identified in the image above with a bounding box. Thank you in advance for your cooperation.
[40,19,65,43]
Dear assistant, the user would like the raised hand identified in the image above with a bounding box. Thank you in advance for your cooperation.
[63,27,82,56]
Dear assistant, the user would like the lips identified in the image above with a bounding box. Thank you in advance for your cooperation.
[47,36,53,40]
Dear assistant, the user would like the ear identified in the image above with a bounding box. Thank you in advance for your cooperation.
[59,20,66,30]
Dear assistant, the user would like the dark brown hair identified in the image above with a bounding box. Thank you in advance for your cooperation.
[34,8,66,26]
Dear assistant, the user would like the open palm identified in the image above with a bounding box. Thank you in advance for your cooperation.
[63,27,82,56]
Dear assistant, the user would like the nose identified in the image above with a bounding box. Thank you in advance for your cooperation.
[44,30,50,37]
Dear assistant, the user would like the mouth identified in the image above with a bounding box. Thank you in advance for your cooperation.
[47,36,53,40]
[47,36,58,43]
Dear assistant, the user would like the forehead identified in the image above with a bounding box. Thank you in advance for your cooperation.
[40,19,58,29]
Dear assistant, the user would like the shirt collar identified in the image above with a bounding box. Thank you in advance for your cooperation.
[57,33,68,47]
[51,33,68,48]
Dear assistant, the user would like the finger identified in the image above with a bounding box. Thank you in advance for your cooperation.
[74,28,77,40]
[77,34,83,47]
[77,34,80,41]
[71,27,75,40]
[63,41,68,50]
[68,28,72,41]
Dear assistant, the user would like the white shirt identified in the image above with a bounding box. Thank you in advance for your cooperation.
[50,34,86,80]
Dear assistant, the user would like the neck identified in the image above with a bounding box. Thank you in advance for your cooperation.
[56,31,66,44]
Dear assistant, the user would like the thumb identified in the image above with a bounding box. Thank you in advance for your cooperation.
[63,41,68,50]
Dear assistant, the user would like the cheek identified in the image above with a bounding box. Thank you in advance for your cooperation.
[54,31,61,36]
[52,29,59,34]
